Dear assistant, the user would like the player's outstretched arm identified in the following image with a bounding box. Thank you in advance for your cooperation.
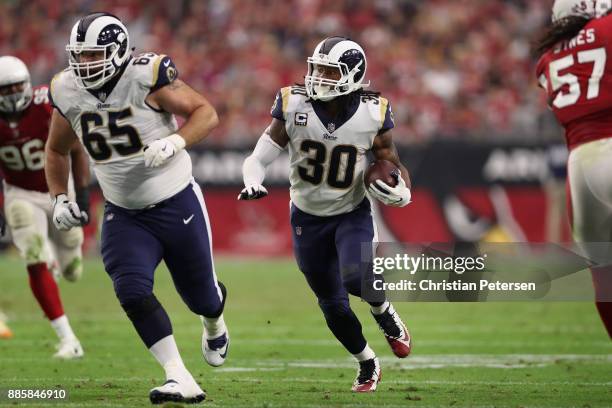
[143,79,219,168]
[369,129,412,207]
[239,118,288,200]
[45,110,88,230]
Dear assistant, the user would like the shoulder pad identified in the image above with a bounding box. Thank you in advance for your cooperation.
[129,52,179,90]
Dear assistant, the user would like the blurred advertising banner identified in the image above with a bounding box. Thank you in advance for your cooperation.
[184,141,572,255]
[0,141,572,256]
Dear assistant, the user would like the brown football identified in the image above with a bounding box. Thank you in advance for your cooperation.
[364,159,400,190]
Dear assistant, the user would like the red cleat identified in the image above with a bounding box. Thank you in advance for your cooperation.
[352,358,381,392]
[372,304,412,358]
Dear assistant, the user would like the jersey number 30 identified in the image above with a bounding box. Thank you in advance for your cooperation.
[80,108,142,161]
[298,140,357,188]
[549,47,606,108]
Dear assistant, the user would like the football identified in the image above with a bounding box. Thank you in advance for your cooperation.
[364,159,400,190]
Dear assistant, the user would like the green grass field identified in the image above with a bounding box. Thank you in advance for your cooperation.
[0,255,610,407]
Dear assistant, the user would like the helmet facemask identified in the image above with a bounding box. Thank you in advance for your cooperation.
[305,57,367,101]
[66,41,123,90]
[0,81,32,114]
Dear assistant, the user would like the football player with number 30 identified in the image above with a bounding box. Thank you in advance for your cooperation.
[536,0,612,338]
[44,13,228,404]
[240,37,413,392]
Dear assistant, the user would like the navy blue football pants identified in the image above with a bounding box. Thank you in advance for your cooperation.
[290,198,384,354]
[101,179,224,347]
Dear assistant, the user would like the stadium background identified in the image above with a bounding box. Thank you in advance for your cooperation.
[0,0,572,255]
[2,1,611,407]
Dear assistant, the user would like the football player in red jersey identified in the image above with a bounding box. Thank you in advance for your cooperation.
[536,0,612,338]
[0,56,90,357]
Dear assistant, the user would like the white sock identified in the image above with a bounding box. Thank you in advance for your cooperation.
[149,335,190,380]
[370,301,390,315]
[353,344,376,362]
[50,315,76,341]
[202,314,227,339]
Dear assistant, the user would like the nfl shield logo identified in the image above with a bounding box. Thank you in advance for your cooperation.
[327,122,336,133]
[295,226,302,236]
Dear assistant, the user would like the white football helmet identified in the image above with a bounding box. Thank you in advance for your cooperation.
[66,12,131,89]
[305,36,370,101]
[552,0,612,22]
[0,56,33,114]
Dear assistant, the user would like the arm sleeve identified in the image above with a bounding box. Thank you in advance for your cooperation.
[270,90,285,121]
[242,130,285,186]
[151,55,179,92]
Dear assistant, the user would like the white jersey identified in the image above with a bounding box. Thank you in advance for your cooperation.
[50,52,191,209]
[272,85,394,216]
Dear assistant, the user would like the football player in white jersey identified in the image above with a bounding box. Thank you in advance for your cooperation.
[240,37,412,392]
[44,13,228,404]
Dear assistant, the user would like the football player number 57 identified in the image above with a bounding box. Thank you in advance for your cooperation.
[549,47,606,108]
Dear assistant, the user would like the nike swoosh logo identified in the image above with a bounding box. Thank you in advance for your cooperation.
[183,214,195,224]
[163,60,171,67]
[219,339,230,359]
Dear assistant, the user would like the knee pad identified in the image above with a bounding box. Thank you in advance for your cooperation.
[5,199,34,229]
[58,227,84,249]
[6,200,50,264]
[121,294,161,322]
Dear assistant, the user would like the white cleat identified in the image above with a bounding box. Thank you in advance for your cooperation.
[202,331,229,367]
[149,378,206,405]
[53,337,84,359]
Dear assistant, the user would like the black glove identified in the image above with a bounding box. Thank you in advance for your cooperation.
[75,187,90,226]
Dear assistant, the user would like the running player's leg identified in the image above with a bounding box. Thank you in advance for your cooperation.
[290,203,379,390]
[101,202,202,400]
[567,140,612,337]
[160,181,228,367]
[4,196,82,358]
[336,199,411,358]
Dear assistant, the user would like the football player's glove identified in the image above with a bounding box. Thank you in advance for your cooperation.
[143,134,186,168]
[238,184,268,200]
[75,187,90,226]
[368,176,411,207]
[53,194,86,231]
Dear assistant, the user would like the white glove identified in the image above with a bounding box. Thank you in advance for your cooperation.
[238,184,268,200]
[368,175,411,207]
[143,134,186,168]
[53,194,87,231]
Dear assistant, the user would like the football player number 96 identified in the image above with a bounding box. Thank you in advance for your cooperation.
[0,139,45,171]
[79,107,143,161]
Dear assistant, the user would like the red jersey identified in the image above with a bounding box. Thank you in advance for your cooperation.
[536,14,612,150]
[0,86,52,192]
